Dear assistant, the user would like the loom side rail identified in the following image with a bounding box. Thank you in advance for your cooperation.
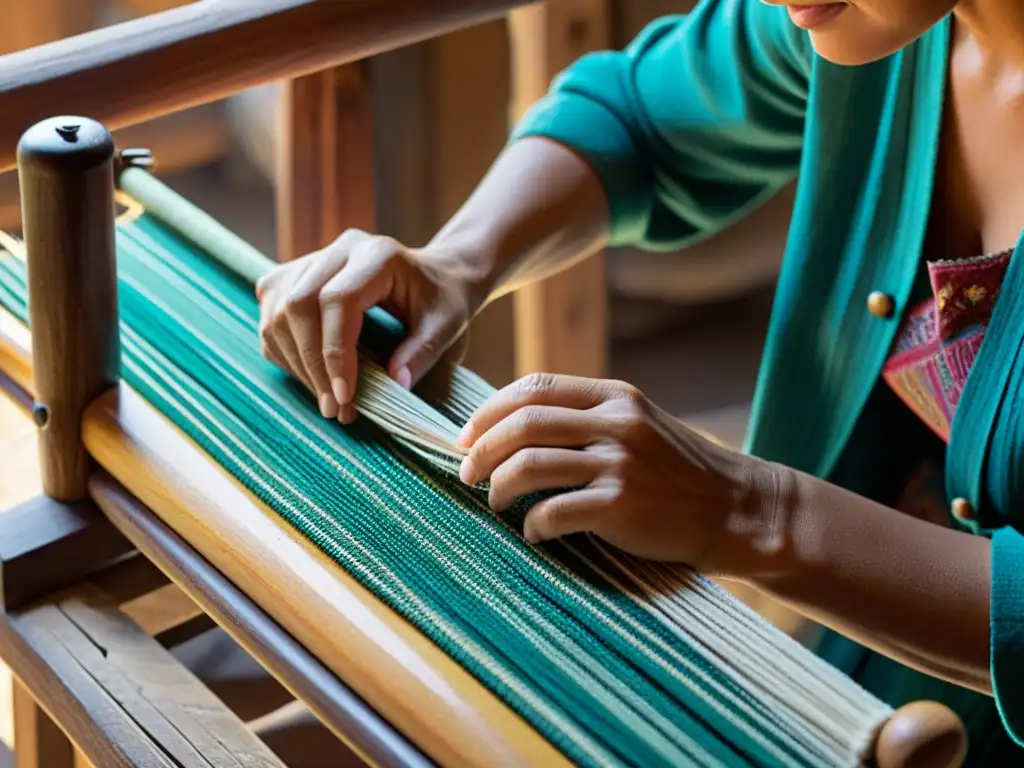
[0,0,538,173]
[80,384,572,768]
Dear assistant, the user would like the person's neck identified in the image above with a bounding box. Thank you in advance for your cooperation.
[954,0,1024,68]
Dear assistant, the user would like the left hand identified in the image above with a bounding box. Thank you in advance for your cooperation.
[457,373,782,578]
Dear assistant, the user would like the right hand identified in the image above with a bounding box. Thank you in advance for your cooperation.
[256,229,477,422]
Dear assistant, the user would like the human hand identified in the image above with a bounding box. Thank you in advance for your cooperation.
[256,229,478,422]
[457,373,782,578]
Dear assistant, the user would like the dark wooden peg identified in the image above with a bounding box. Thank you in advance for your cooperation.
[17,116,120,502]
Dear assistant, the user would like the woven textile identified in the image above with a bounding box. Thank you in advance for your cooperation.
[0,175,896,767]
[883,250,1012,443]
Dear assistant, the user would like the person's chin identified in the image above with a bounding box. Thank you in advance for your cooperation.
[774,4,882,66]
[805,28,911,67]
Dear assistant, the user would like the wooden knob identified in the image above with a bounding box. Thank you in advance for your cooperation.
[867,291,895,318]
[951,497,975,523]
[875,701,967,768]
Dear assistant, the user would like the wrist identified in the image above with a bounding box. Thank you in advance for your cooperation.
[719,459,807,586]
[424,222,518,315]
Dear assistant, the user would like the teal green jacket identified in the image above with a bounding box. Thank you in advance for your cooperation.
[511,0,1024,755]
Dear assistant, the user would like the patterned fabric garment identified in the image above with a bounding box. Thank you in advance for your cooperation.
[883,249,1013,526]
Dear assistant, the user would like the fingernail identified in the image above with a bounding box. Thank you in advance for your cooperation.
[395,367,411,390]
[319,393,337,419]
[332,377,349,404]
[457,422,474,448]
[459,456,475,485]
[523,528,539,545]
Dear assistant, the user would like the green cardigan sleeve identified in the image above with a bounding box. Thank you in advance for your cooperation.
[992,526,1024,745]
[509,0,811,251]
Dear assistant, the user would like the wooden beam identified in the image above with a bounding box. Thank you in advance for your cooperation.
[276,63,376,262]
[508,0,610,378]
[0,0,540,173]
[0,496,133,612]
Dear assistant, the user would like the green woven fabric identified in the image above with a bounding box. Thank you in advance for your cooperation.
[0,180,886,768]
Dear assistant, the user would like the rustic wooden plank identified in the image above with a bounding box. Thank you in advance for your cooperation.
[55,591,282,767]
[508,0,611,378]
[2,583,286,768]
[2,604,175,767]
[0,401,68,767]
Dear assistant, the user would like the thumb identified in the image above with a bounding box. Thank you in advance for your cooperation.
[388,309,468,388]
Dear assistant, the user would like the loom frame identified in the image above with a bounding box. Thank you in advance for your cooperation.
[0,2,968,767]
[0,127,972,768]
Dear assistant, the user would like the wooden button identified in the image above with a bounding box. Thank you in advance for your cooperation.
[867,291,894,318]
[951,497,975,522]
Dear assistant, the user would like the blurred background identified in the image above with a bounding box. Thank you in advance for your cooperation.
[0,0,803,764]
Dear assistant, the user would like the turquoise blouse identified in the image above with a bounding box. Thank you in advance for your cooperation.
[510,0,1024,759]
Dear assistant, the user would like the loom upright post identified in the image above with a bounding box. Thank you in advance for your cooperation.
[17,116,120,502]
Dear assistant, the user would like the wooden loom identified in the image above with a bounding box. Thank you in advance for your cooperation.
[0,1,969,767]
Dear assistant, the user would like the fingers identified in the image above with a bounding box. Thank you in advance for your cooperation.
[260,282,313,391]
[319,239,402,408]
[389,308,467,389]
[487,447,602,513]
[256,229,399,419]
[460,405,604,486]
[256,227,474,423]
[458,373,638,448]
[281,249,352,416]
[522,487,613,545]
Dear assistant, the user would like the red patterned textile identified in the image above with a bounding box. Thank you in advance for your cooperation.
[883,249,1012,443]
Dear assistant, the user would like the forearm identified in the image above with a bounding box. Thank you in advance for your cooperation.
[427,137,610,311]
[752,465,992,692]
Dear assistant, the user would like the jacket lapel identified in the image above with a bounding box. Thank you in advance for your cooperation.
[744,20,951,481]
